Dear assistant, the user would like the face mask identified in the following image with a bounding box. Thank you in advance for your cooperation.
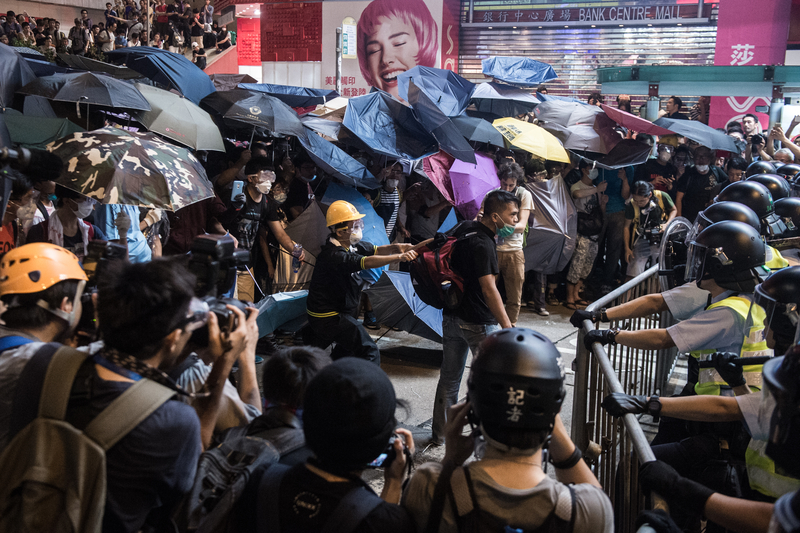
[494,216,515,238]
[588,168,599,181]
[273,192,287,204]
[47,194,58,202]
[386,179,399,189]
[349,228,362,245]
[255,181,272,194]
[658,152,672,162]
[696,164,710,174]
[72,200,94,219]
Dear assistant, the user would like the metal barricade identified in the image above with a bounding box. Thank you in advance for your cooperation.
[571,265,676,532]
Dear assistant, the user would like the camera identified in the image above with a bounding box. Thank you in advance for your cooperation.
[367,434,408,469]
[76,240,128,342]
[645,226,664,246]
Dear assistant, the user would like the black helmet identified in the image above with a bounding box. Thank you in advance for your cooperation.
[774,198,800,238]
[775,163,800,178]
[468,328,565,449]
[685,220,766,292]
[745,160,777,177]
[792,175,800,198]
[716,181,786,237]
[688,201,760,243]
[755,266,800,355]
[764,344,800,478]
[746,174,791,201]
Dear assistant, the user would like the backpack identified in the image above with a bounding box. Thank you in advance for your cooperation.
[409,223,477,310]
[0,346,175,533]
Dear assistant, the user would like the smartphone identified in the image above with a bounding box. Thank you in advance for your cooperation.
[367,434,399,469]
[231,180,244,201]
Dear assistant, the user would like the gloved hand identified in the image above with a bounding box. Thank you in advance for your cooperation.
[143,208,162,228]
[634,510,682,533]
[570,309,604,328]
[709,352,746,387]
[232,193,246,210]
[114,210,131,235]
[602,393,648,417]
[583,329,618,350]
[639,461,714,519]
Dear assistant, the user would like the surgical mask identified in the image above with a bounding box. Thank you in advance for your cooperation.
[658,151,672,162]
[494,216,515,238]
[273,192,287,204]
[47,194,58,202]
[588,168,599,181]
[255,181,272,194]
[696,164,710,174]
[386,179,399,189]
[72,199,94,219]
[349,227,362,245]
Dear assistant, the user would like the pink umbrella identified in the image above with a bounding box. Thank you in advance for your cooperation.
[422,150,456,205]
[600,104,674,136]
[449,153,501,220]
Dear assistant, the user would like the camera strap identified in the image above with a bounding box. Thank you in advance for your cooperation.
[96,347,210,398]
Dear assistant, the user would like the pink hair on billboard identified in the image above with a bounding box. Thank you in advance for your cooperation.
[356,0,439,87]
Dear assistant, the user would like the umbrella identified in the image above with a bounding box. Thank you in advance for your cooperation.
[209,73,257,92]
[654,117,740,152]
[274,203,328,293]
[482,56,557,88]
[397,66,475,117]
[342,91,438,160]
[365,271,443,343]
[0,44,36,108]
[10,46,45,60]
[471,81,539,118]
[523,178,577,274]
[321,182,389,284]
[449,153,501,220]
[422,151,456,205]
[23,95,57,117]
[574,139,653,170]
[23,58,74,77]
[310,97,348,121]
[493,117,570,163]
[17,72,151,111]
[438,207,458,233]
[0,112,11,149]
[57,54,143,80]
[298,127,381,188]
[535,100,616,154]
[406,80,476,164]
[47,127,213,211]
[600,104,673,136]
[239,83,340,109]
[133,83,225,152]
[4,108,84,149]
[105,47,215,105]
[299,115,342,141]
[451,116,506,147]
[200,89,306,140]
[255,290,308,337]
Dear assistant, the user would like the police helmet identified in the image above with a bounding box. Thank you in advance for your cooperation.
[688,201,761,243]
[774,198,800,238]
[764,343,800,478]
[745,160,777,177]
[746,174,791,201]
[775,163,800,178]
[468,328,565,451]
[685,220,766,292]
[716,181,786,237]
[792,175,800,199]
[755,266,800,356]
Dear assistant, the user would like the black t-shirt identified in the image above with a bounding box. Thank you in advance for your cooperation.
[636,159,677,200]
[676,166,729,223]
[446,221,499,324]
[283,178,313,219]
[235,463,416,533]
[227,191,280,263]
[306,239,376,317]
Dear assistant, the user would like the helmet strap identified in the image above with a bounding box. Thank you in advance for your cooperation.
[35,279,86,327]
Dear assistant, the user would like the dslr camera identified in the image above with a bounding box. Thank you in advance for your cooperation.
[76,240,129,343]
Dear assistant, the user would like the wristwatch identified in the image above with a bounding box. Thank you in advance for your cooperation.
[608,327,621,345]
[647,394,662,422]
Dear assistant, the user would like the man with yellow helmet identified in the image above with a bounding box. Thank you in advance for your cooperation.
[304,200,418,364]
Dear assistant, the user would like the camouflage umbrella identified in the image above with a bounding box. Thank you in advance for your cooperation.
[47,127,213,211]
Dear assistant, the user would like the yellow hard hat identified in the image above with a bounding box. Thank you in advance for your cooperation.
[658,134,681,148]
[0,243,88,297]
[326,200,365,227]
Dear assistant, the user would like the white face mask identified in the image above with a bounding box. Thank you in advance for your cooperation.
[696,164,710,174]
[273,192,287,204]
[349,228,362,245]
[386,179,399,189]
[72,199,94,219]
[658,151,672,162]
[255,181,272,194]
[588,168,599,181]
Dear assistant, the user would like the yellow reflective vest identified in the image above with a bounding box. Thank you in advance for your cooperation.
[765,245,789,270]
[745,438,800,498]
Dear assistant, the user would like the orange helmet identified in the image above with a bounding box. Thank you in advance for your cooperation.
[0,243,88,297]
[326,200,365,227]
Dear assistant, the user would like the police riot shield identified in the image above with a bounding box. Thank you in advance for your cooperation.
[658,216,693,291]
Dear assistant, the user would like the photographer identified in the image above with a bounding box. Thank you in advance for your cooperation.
[191,41,206,69]
[0,169,36,256]
[623,180,675,282]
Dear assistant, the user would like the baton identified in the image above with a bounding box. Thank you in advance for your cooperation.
[697,356,772,369]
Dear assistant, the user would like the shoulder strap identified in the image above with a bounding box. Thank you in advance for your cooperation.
[36,200,49,223]
[38,346,91,420]
[257,463,292,533]
[83,379,175,450]
[0,335,35,352]
[320,486,383,533]
[423,460,460,533]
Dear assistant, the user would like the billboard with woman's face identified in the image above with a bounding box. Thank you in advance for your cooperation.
[322,0,458,100]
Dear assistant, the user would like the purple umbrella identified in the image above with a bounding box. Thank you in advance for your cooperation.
[449,153,501,220]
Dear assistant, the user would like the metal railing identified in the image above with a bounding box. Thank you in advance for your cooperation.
[571,265,676,532]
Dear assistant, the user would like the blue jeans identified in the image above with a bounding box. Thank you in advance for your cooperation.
[432,315,500,441]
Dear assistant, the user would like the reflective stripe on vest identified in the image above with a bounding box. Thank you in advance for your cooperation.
[766,245,789,270]
[745,438,800,498]
[631,190,666,247]
[691,296,772,396]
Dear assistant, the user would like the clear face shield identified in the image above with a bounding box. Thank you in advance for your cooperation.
[762,351,800,479]
[684,240,735,283]
[685,212,712,245]
[754,284,800,350]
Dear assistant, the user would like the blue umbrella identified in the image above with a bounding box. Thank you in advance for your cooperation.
[406,80,475,164]
[397,66,475,117]
[255,290,308,337]
[298,127,381,188]
[23,58,74,77]
[438,207,458,233]
[105,47,214,105]
[300,115,342,140]
[343,90,438,160]
[471,81,539,118]
[321,182,389,284]
[365,271,442,343]
[482,56,557,88]
[239,83,340,108]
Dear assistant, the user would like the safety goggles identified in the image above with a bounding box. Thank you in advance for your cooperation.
[350,219,364,232]
[247,170,276,183]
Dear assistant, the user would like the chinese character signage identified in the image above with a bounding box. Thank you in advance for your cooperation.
[342,17,357,59]
[470,3,710,26]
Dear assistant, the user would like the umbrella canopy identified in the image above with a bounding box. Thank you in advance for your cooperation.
[535,100,617,154]
[451,116,506,147]
[523,178,577,274]
[574,139,653,170]
[274,203,329,293]
[0,112,11,149]
[471,81,539,118]
[406,80,476,164]
[10,46,45,60]
[239,83,340,108]
[493,117,570,162]
[365,271,443,343]
[200,89,306,139]
[299,115,342,141]
[299,128,381,188]
[397,66,475,117]
[343,91,438,161]
[5,108,84,149]
[482,56,557,88]
[600,104,673,136]
[133,83,224,152]
[105,47,215,105]
[209,73,257,92]
[422,151,456,205]
[17,72,151,111]
[654,117,740,152]
[255,290,308,337]
[0,44,36,108]
[321,182,389,283]
[24,58,74,77]
[449,153,501,220]
[438,207,458,233]
[58,54,143,80]
[47,127,213,211]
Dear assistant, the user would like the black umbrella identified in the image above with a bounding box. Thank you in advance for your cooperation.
[571,139,653,170]
[17,72,151,111]
[58,53,144,80]
[451,115,506,147]
[654,117,740,153]
[200,89,306,141]
[0,44,36,108]
[406,80,475,164]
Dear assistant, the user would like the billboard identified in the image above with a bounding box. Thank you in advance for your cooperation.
[321,0,459,99]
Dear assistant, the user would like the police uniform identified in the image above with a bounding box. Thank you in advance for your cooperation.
[662,281,710,321]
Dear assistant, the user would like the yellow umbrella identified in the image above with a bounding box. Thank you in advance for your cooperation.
[492,117,570,163]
